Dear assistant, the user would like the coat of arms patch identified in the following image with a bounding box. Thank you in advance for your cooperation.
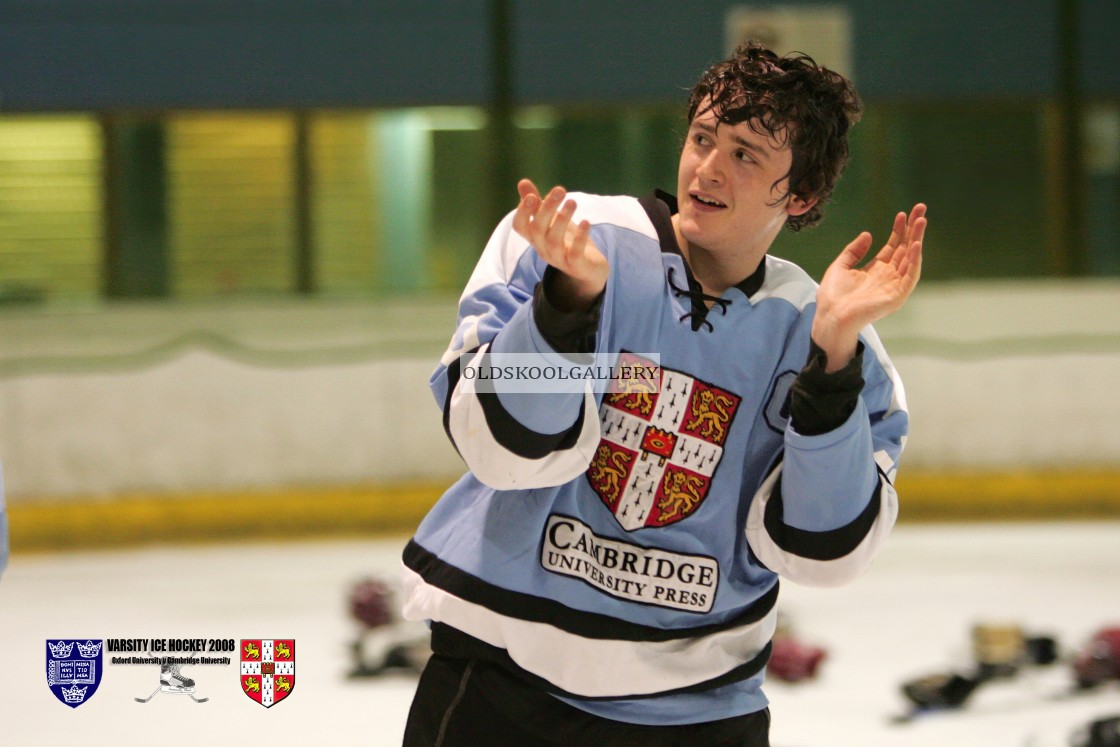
[46,639,103,708]
[240,639,295,707]
[588,353,741,530]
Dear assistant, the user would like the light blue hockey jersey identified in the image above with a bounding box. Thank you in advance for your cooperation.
[402,191,908,726]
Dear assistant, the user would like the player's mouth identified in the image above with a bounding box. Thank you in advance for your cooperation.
[690,193,727,212]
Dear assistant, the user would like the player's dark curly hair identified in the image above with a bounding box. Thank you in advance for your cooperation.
[686,40,862,231]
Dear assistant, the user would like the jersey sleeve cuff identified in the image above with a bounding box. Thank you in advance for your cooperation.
[788,339,865,436]
[532,266,603,355]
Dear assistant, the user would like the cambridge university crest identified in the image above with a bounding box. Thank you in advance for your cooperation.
[588,353,741,531]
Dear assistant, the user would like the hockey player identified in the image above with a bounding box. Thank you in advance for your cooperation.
[401,40,926,746]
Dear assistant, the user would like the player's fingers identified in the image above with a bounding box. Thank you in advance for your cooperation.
[897,246,911,279]
[903,204,927,246]
[517,178,541,201]
[837,232,873,269]
[546,199,578,254]
[516,186,563,252]
[883,205,927,268]
[908,203,927,225]
[908,237,924,282]
[511,189,540,242]
[887,211,906,248]
[565,219,592,265]
[511,196,533,239]
[894,216,927,271]
[878,213,907,264]
[537,185,566,224]
[897,237,923,287]
[908,214,928,249]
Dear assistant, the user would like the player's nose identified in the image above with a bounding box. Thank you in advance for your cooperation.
[696,149,724,183]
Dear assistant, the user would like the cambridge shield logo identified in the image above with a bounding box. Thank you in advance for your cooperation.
[588,353,741,530]
[240,639,295,707]
[46,639,103,708]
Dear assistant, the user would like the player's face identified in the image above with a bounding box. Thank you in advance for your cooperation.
[676,106,808,260]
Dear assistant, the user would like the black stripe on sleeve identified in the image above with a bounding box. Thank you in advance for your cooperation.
[441,353,465,455]
[403,539,778,643]
[442,345,587,460]
[762,468,885,561]
[475,387,587,460]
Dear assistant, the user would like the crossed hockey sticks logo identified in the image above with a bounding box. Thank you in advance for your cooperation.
[134,658,208,704]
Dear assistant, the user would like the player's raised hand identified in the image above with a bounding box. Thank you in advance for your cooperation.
[512,178,608,311]
[811,204,927,372]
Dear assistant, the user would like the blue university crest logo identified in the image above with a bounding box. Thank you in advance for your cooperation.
[46,639,103,708]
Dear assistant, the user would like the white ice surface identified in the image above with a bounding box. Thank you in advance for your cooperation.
[1,522,1118,746]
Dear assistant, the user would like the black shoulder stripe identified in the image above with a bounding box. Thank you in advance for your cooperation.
[638,191,681,256]
[404,540,778,643]
[430,622,773,701]
[762,468,885,561]
[475,388,587,459]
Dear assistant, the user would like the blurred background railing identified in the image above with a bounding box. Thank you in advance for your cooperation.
[0,0,1117,546]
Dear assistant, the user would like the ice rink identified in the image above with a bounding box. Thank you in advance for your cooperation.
[2,521,1118,747]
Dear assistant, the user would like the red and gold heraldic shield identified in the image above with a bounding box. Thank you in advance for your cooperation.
[240,639,295,707]
[587,352,741,531]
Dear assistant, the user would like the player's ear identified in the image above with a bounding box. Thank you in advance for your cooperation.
[786,192,817,217]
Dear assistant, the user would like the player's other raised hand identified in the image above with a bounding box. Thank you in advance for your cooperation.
[512,178,608,311]
[812,203,927,372]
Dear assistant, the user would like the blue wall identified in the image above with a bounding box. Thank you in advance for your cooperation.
[0,1,492,109]
[0,0,1115,110]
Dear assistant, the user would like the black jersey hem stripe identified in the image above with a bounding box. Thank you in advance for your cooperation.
[430,622,772,701]
[404,540,778,643]
[762,468,884,561]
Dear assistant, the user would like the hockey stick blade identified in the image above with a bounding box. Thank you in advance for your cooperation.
[134,686,162,703]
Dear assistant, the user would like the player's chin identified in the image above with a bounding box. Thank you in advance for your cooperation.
[677,215,711,246]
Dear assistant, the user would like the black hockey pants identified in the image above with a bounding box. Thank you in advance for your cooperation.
[402,653,771,747]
